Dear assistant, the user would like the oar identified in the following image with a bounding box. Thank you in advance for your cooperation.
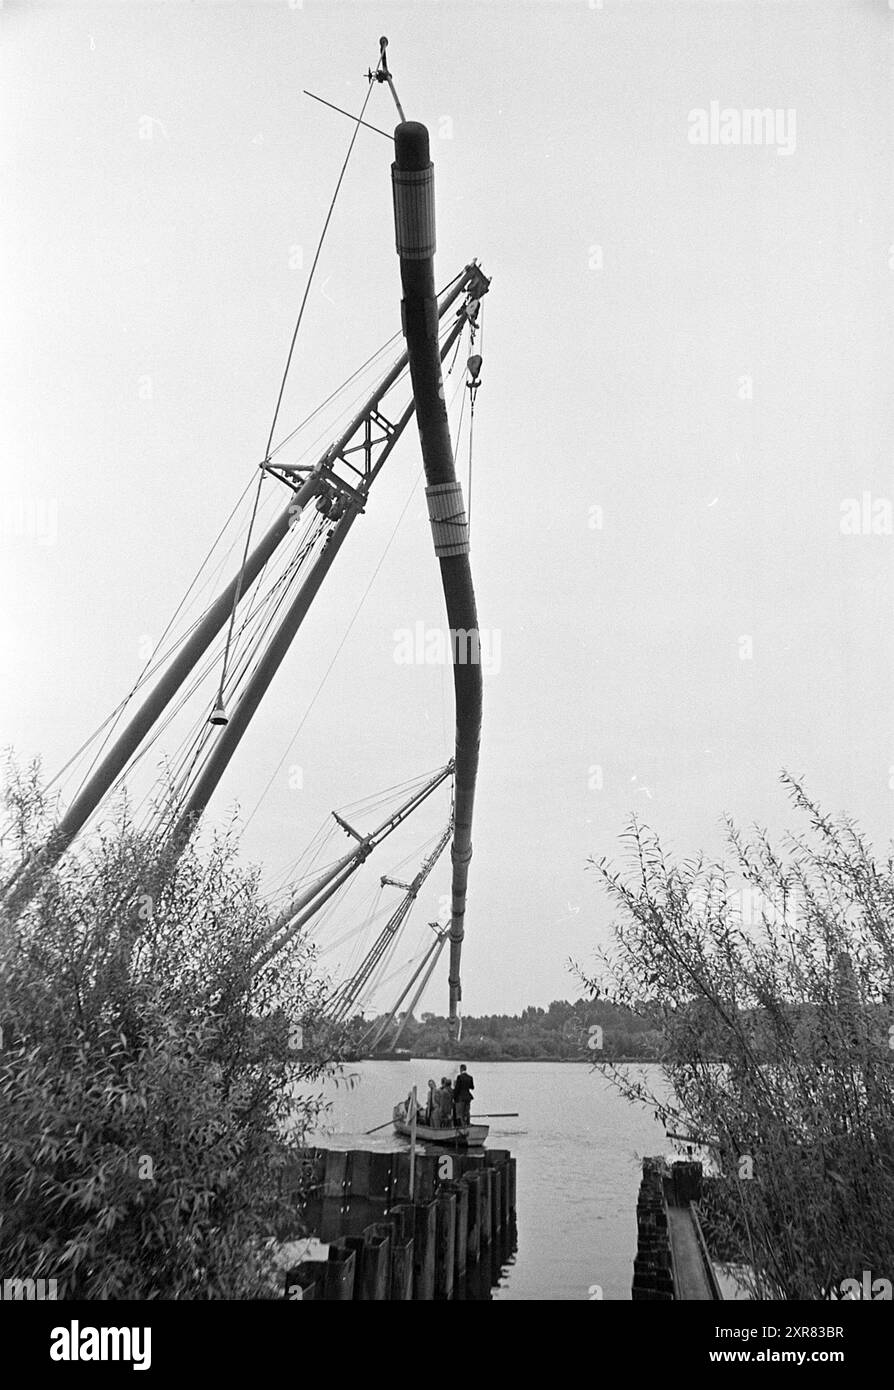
[364,1118,395,1135]
[365,1110,519,1133]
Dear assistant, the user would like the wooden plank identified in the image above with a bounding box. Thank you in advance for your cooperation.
[667,1206,715,1301]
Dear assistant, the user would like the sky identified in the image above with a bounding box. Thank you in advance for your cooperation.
[2,0,893,1017]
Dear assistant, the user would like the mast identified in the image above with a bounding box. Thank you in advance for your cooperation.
[391,122,489,1034]
[250,761,453,975]
[387,926,449,1051]
[362,921,439,1051]
[3,272,477,915]
[324,819,451,1027]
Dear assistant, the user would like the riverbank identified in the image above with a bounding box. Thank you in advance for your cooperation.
[363,1055,660,1064]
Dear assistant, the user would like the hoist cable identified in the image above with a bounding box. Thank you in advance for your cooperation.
[215,47,385,729]
[264,53,383,462]
[214,469,266,714]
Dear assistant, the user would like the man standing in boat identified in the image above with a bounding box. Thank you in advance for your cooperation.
[425,1078,438,1126]
[453,1064,474,1128]
[438,1076,454,1129]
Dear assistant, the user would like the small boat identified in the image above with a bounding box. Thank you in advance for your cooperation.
[392,1101,488,1148]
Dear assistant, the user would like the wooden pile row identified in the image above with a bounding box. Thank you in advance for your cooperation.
[285,1147,516,1300]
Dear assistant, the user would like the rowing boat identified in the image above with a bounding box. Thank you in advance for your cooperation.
[392,1101,488,1147]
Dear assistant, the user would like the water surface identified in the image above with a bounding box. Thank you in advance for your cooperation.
[305,1059,668,1300]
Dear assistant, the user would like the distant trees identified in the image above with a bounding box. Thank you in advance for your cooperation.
[367,996,662,1061]
[578,775,894,1300]
[0,759,332,1299]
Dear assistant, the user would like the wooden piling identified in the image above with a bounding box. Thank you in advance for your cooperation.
[485,1150,510,1235]
[369,1214,414,1300]
[351,1149,371,1196]
[323,1239,356,1299]
[395,1150,438,1204]
[370,1151,396,1205]
[412,1199,438,1300]
[320,1150,351,1240]
[345,1227,391,1300]
[284,1262,321,1300]
[363,1226,391,1300]
[323,1149,349,1197]
[479,1167,492,1246]
[287,1142,516,1299]
[435,1188,456,1300]
[387,1202,416,1243]
[442,1179,468,1279]
[391,1235,415,1299]
[464,1171,482,1263]
[631,1158,674,1301]
[491,1167,503,1241]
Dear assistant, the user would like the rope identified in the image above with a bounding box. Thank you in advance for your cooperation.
[215,52,384,713]
[268,271,463,462]
[446,329,464,378]
[117,513,327,837]
[264,53,383,461]
[468,394,475,537]
[268,331,402,460]
[214,468,266,714]
[468,301,483,535]
[54,475,257,807]
[149,520,328,838]
[240,461,426,834]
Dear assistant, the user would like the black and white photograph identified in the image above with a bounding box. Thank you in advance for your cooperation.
[1,0,892,1366]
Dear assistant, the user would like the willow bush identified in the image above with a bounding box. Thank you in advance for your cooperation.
[579,774,894,1300]
[0,758,332,1299]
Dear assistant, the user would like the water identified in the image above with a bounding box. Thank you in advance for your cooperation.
[304,1059,669,1301]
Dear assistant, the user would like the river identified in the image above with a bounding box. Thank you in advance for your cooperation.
[304,1059,669,1300]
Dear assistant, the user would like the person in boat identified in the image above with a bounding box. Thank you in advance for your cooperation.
[425,1078,439,1127]
[453,1064,474,1127]
[404,1090,426,1125]
[432,1077,451,1128]
[438,1076,454,1129]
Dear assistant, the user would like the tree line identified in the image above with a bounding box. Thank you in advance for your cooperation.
[356,997,663,1060]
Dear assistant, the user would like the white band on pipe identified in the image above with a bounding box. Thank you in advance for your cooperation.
[425,481,469,556]
[392,164,436,259]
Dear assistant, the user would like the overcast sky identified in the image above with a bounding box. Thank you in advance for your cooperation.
[3,0,893,1016]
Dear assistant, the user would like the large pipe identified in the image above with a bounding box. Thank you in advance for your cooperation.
[391,122,486,1032]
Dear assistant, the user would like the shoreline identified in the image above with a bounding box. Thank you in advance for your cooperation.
[361,1055,660,1065]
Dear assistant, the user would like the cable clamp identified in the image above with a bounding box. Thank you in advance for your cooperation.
[425,481,469,556]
